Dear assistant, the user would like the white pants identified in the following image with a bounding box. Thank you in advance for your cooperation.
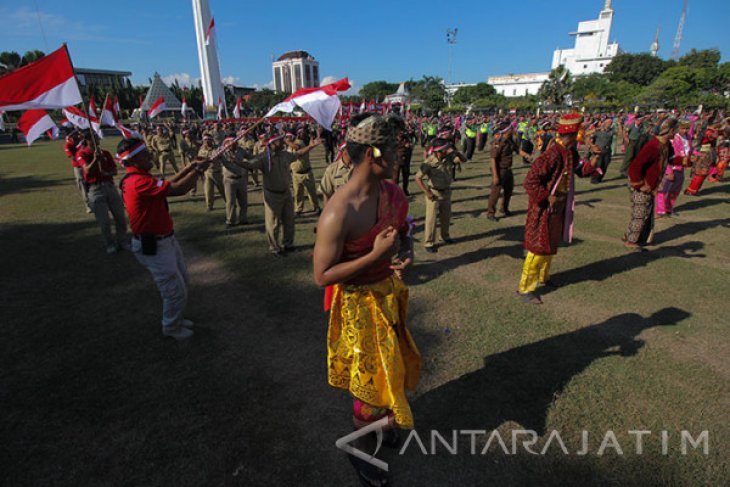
[132,235,189,331]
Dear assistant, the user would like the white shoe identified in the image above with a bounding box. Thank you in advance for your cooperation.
[181,319,194,329]
[162,327,194,340]
[106,244,119,254]
[86,207,93,214]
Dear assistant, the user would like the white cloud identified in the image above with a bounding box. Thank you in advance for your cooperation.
[251,80,275,90]
[222,75,241,85]
[161,73,200,88]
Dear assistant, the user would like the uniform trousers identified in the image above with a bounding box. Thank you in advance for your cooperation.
[423,188,451,248]
[487,168,514,216]
[264,189,295,252]
[204,172,226,210]
[292,171,320,213]
[87,181,128,248]
[224,176,248,224]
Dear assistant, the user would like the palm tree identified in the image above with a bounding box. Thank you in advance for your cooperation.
[538,65,573,107]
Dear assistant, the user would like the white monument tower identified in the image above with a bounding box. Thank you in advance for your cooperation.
[192,0,224,115]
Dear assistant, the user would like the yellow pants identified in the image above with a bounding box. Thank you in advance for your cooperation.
[327,275,421,428]
[518,251,553,294]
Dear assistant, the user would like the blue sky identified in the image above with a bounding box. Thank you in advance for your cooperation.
[1,0,728,94]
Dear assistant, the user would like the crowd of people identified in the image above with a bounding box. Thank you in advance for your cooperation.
[56,107,727,485]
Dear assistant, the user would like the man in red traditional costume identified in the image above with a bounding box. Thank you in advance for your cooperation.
[518,113,602,304]
[313,113,421,486]
[624,118,679,250]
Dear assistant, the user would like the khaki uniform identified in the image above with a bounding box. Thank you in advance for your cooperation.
[240,138,259,186]
[198,146,226,210]
[320,159,353,201]
[153,134,179,178]
[220,147,249,225]
[289,139,320,213]
[144,134,159,170]
[487,136,516,217]
[417,154,453,248]
[243,149,297,252]
[179,138,200,195]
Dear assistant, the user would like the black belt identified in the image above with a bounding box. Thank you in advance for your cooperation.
[265,188,287,194]
[294,170,310,175]
[133,231,174,240]
[226,175,242,179]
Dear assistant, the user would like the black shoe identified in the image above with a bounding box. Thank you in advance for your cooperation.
[225,222,235,228]
[270,249,284,257]
[442,238,454,244]
[424,246,438,254]
[500,210,513,218]
[284,245,296,252]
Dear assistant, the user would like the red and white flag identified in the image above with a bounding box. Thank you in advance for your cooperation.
[265,77,351,128]
[217,96,223,120]
[201,93,206,117]
[88,96,103,138]
[138,95,144,110]
[47,126,60,140]
[0,46,82,111]
[359,99,365,113]
[181,95,188,117]
[59,117,72,128]
[205,18,215,46]
[17,109,58,146]
[115,123,140,139]
[148,96,166,119]
[62,106,90,130]
[113,95,121,117]
[101,95,118,126]
[233,96,242,119]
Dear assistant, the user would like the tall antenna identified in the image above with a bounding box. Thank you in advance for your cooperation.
[446,28,458,85]
[672,0,688,60]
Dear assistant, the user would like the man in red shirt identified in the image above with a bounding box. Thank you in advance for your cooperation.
[117,137,208,340]
[64,131,91,213]
[76,133,129,253]
[624,118,679,250]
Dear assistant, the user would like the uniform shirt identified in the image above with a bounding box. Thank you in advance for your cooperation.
[320,159,353,198]
[288,139,312,173]
[492,136,517,169]
[121,167,173,235]
[244,149,297,193]
[178,138,198,163]
[153,134,175,153]
[593,129,614,150]
[76,147,117,184]
[220,148,247,178]
[197,146,222,174]
[417,154,452,191]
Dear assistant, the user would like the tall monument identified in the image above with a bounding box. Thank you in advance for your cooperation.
[192,0,224,113]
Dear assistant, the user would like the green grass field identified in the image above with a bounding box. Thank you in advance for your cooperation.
[1,137,728,486]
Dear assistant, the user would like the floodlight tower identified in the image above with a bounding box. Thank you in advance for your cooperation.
[446,28,458,85]
[672,0,688,60]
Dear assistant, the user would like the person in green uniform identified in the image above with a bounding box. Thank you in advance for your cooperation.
[197,134,226,211]
[285,132,321,215]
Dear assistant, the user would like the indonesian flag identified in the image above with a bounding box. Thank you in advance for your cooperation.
[217,96,223,120]
[205,17,215,46]
[368,99,376,111]
[233,96,242,119]
[88,96,103,138]
[359,99,365,113]
[60,117,72,128]
[264,77,351,129]
[115,123,140,139]
[62,106,90,130]
[0,46,82,111]
[181,95,188,117]
[101,95,117,126]
[114,95,121,117]
[47,125,60,141]
[138,95,144,110]
[17,109,58,146]
[148,96,166,119]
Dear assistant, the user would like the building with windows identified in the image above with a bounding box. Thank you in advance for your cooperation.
[272,51,319,93]
[74,68,132,91]
[488,0,620,97]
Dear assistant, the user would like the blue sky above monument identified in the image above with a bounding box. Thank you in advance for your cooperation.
[0,0,727,92]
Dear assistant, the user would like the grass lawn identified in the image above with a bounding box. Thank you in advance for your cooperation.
[0,136,728,486]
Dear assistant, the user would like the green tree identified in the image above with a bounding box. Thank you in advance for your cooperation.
[21,50,45,66]
[538,65,573,106]
[571,73,612,103]
[604,53,668,86]
[358,81,398,101]
[452,83,497,104]
[409,75,446,112]
[0,51,22,74]
[678,48,721,69]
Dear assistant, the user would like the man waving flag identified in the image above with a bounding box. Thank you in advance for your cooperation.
[0,46,82,111]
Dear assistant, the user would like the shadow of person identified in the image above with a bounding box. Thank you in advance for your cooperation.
[541,241,705,295]
[387,308,690,484]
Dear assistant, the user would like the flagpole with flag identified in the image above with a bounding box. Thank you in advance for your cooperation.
[62,44,100,152]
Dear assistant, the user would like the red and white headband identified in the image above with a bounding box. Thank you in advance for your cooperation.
[116,142,147,162]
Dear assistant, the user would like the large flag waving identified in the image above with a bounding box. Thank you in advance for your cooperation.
[17,109,58,146]
[62,106,90,130]
[88,96,103,138]
[265,77,351,128]
[148,96,166,119]
[101,95,117,126]
[233,96,242,119]
[0,46,82,111]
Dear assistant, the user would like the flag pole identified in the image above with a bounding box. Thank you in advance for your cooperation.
[62,43,99,153]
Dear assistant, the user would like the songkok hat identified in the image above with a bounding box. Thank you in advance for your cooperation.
[557,113,584,134]
[346,113,399,146]
[679,119,691,128]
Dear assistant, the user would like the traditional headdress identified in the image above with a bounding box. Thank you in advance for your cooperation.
[557,113,584,134]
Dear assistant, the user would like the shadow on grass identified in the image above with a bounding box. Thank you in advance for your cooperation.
[542,241,706,296]
[672,195,730,213]
[652,218,730,245]
[0,172,65,196]
[575,182,625,195]
[390,307,690,485]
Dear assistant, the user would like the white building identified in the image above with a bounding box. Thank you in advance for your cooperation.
[488,0,620,97]
[272,51,320,93]
[384,82,411,104]
[488,73,549,97]
[551,0,619,76]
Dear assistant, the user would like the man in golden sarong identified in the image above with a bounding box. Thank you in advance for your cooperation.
[314,113,421,486]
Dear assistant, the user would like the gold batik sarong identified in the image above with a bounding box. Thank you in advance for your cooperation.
[327,275,421,428]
